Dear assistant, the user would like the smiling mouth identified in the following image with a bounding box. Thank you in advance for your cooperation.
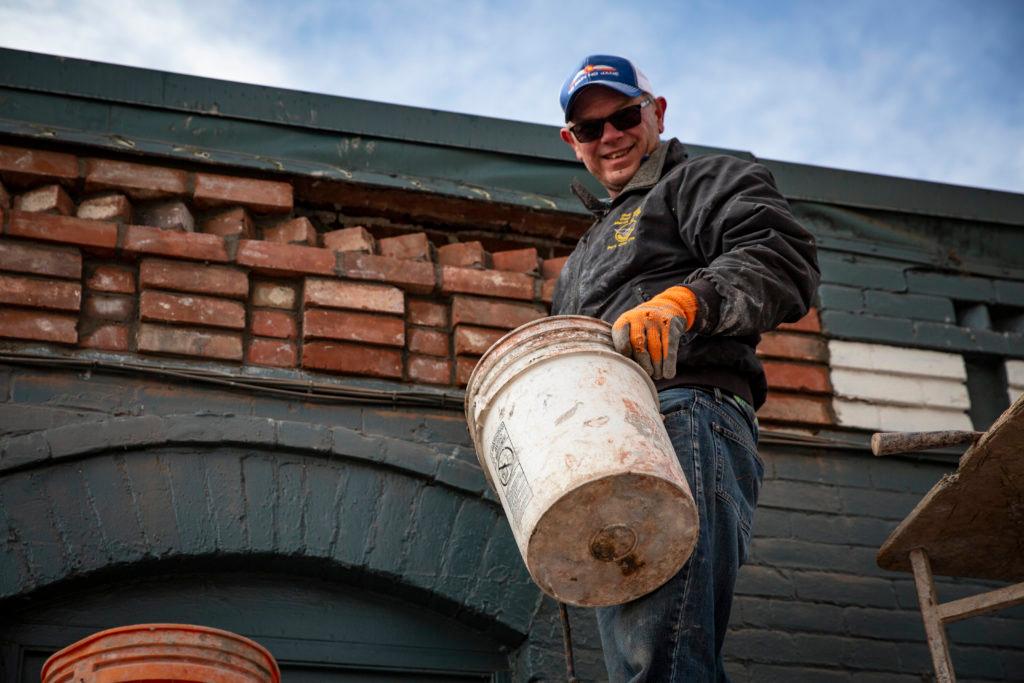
[603,145,633,161]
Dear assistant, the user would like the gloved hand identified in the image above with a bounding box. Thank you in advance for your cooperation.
[611,286,698,380]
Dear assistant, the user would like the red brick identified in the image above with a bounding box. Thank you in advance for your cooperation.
[303,278,404,314]
[0,274,81,311]
[303,309,404,347]
[263,217,317,246]
[0,240,81,279]
[193,173,293,214]
[762,361,831,394]
[83,293,133,321]
[0,307,77,344]
[302,341,402,379]
[451,295,546,329]
[540,278,556,305]
[407,355,451,385]
[454,325,505,356]
[9,211,117,251]
[247,338,297,367]
[252,281,297,309]
[137,323,242,361]
[378,233,431,261]
[140,258,249,299]
[757,331,827,363]
[756,392,833,426]
[438,241,485,268]
[777,307,822,334]
[136,200,194,232]
[251,309,297,339]
[77,193,133,222]
[408,327,449,356]
[200,207,253,238]
[0,145,77,185]
[84,158,188,200]
[86,265,135,294]
[14,184,74,215]
[541,256,569,279]
[0,181,8,208]
[456,356,478,386]
[323,226,374,253]
[492,247,538,273]
[441,266,534,301]
[140,290,246,329]
[123,224,230,262]
[235,239,334,276]
[79,323,129,351]
[339,252,435,294]
[407,299,447,328]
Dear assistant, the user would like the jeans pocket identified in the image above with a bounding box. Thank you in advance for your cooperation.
[711,420,763,565]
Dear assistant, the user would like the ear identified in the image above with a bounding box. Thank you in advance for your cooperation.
[654,97,667,134]
[560,127,584,161]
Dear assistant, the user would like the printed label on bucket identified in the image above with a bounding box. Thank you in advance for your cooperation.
[489,422,534,529]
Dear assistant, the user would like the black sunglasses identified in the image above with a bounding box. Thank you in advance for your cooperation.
[568,97,654,143]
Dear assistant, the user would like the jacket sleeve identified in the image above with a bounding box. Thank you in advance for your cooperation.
[680,156,820,337]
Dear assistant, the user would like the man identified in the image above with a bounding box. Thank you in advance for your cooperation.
[551,55,820,681]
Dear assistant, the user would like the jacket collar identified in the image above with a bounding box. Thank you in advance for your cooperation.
[570,138,689,216]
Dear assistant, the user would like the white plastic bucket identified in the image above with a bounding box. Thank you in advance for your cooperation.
[465,315,699,607]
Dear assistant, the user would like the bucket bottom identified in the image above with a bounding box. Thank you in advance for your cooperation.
[526,473,699,607]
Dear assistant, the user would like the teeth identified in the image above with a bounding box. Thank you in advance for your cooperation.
[606,148,630,160]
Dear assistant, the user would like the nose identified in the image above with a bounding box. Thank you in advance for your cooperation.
[600,120,625,144]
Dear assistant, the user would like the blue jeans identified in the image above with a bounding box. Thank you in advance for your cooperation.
[596,386,763,682]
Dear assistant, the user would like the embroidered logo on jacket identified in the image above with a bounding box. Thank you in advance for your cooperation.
[608,207,642,249]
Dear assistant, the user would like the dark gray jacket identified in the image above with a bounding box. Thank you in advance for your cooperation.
[551,139,820,407]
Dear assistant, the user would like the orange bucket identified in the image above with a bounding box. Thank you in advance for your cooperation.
[40,623,280,683]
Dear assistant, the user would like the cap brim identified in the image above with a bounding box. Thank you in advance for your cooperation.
[565,82,645,121]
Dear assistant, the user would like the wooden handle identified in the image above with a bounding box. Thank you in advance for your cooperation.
[871,430,983,456]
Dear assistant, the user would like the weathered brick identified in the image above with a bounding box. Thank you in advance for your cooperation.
[0,240,81,279]
[0,307,77,343]
[913,319,1008,354]
[76,193,133,222]
[251,281,297,309]
[8,211,118,251]
[454,324,505,356]
[450,295,546,328]
[378,232,431,261]
[303,278,404,314]
[817,283,863,312]
[0,180,8,208]
[193,173,293,213]
[338,252,435,294]
[762,361,830,393]
[86,265,135,294]
[407,299,447,327]
[247,338,297,367]
[0,145,78,184]
[137,323,242,361]
[407,355,451,385]
[441,266,534,300]
[756,393,832,425]
[84,158,189,200]
[408,327,449,356]
[0,274,81,311]
[438,241,486,268]
[757,332,827,362]
[994,279,1024,306]
[302,341,402,378]
[139,258,249,299]
[263,216,317,246]
[819,252,906,291]
[776,307,822,333]
[136,200,194,232]
[492,247,538,273]
[140,290,246,329]
[123,224,230,262]
[541,255,569,279]
[541,278,556,304]
[251,310,296,338]
[456,356,478,386]
[200,207,253,238]
[236,239,334,276]
[79,323,129,351]
[864,290,955,323]
[13,184,73,215]
[792,571,897,608]
[323,226,375,253]
[303,309,404,346]
[82,293,133,321]
[820,310,915,347]
[906,269,995,302]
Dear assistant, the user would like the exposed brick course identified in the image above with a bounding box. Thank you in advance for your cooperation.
[8,211,117,251]
[323,226,375,253]
[378,232,432,261]
[84,159,189,200]
[14,184,73,215]
[83,293,133,321]
[454,325,505,356]
[758,332,828,363]
[763,361,831,394]
[136,200,195,232]
[777,307,822,334]
[492,247,538,273]
[77,193,133,223]
[441,266,534,300]
[247,338,297,367]
[541,256,569,279]
[200,207,253,238]
[407,299,447,328]
[140,290,246,329]
[0,240,81,279]
[123,224,229,262]
[263,217,317,246]
[303,309,405,346]
[408,327,449,357]
[0,307,77,344]
[235,240,334,276]
[251,310,297,339]
[302,341,402,378]
[79,323,129,351]
[139,258,249,299]
[137,323,243,361]
[86,265,135,294]
[450,295,546,329]
[757,393,833,425]
[251,281,297,309]
[338,252,435,294]
[407,355,451,385]
[456,356,478,386]
[0,145,78,185]
[541,278,556,304]
[304,278,404,314]
[194,173,293,214]
[0,274,81,311]
[438,241,486,268]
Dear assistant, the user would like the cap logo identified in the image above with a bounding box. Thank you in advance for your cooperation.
[569,64,619,93]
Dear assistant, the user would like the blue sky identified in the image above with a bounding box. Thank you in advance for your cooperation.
[1,0,1021,192]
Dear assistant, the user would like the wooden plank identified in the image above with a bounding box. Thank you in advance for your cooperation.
[938,581,1024,624]
[910,549,956,683]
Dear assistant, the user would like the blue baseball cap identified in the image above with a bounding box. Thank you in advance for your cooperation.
[559,55,654,121]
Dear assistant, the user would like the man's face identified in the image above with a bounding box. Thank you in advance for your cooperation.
[560,87,667,197]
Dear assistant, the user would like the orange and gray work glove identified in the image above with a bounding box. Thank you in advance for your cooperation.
[611,286,698,380]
